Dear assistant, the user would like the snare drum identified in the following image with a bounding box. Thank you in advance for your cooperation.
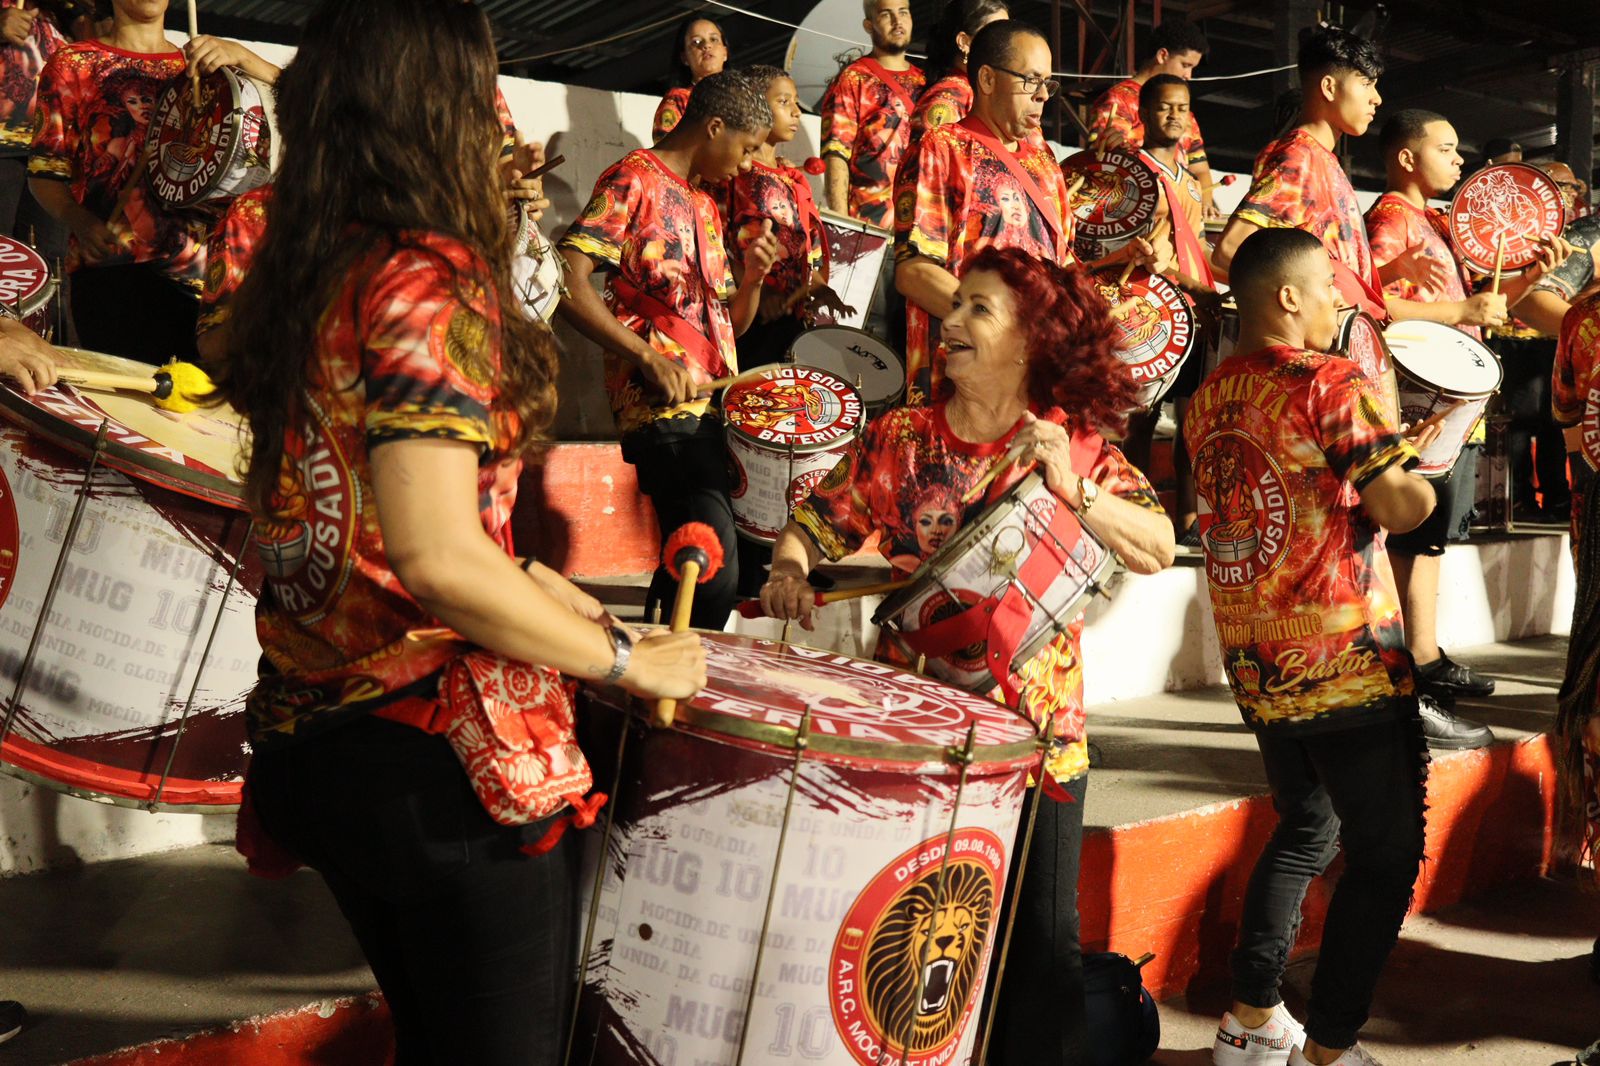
[1094,267,1197,411]
[508,201,565,322]
[1384,320,1503,475]
[147,66,278,212]
[0,235,58,340]
[576,632,1038,1066]
[785,326,905,412]
[875,472,1117,693]
[1449,163,1566,276]
[0,348,259,810]
[724,366,864,543]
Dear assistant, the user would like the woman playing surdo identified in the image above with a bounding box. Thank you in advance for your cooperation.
[217,3,704,1063]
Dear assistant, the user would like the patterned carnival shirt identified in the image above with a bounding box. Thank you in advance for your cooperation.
[1553,291,1600,554]
[1364,191,1478,338]
[29,40,208,285]
[894,114,1075,404]
[652,85,691,142]
[820,57,925,228]
[197,182,270,337]
[248,232,522,747]
[793,402,1162,785]
[559,148,738,443]
[1184,345,1419,732]
[1086,78,1207,167]
[0,0,66,155]
[728,157,825,304]
[1234,129,1382,306]
[1140,147,1209,284]
[910,72,972,142]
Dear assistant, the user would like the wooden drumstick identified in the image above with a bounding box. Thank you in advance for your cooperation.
[961,450,1023,505]
[187,0,201,108]
[735,578,913,619]
[655,523,724,727]
[1117,257,1138,287]
[697,365,771,396]
[1407,398,1467,439]
[1486,230,1508,339]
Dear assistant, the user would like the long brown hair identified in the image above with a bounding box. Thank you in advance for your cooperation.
[217,0,558,514]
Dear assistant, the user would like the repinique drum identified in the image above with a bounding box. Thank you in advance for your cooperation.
[874,472,1117,693]
[147,66,278,212]
[785,326,905,412]
[1449,163,1566,276]
[1094,266,1197,410]
[819,209,890,332]
[1335,308,1400,427]
[0,235,58,340]
[724,366,864,543]
[1384,320,1503,476]
[576,632,1039,1066]
[1062,148,1161,262]
[0,347,260,810]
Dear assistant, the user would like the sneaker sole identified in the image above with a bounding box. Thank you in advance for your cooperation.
[1423,732,1495,751]
[1213,1036,1296,1066]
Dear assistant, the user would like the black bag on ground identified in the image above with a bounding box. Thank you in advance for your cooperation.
[1084,951,1160,1066]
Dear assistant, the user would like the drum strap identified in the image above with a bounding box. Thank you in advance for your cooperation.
[955,115,1065,259]
[786,163,831,279]
[612,275,732,380]
[1140,150,1214,287]
[858,58,919,121]
[1332,258,1389,323]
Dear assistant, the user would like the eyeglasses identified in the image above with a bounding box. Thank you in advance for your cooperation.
[989,64,1061,99]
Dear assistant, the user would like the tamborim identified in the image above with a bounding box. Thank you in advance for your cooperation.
[785,325,905,413]
[1062,148,1161,261]
[0,235,58,340]
[1094,266,1197,410]
[147,66,278,212]
[576,632,1038,1066]
[1384,320,1502,475]
[1448,163,1566,276]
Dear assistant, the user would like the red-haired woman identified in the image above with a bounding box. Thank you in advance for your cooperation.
[760,245,1175,1062]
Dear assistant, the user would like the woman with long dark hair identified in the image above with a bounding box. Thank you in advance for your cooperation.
[219,3,704,1062]
[912,0,1009,138]
[761,247,1175,1063]
[652,14,728,141]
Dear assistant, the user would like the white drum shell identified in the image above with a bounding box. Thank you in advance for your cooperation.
[1385,320,1502,476]
[785,327,904,412]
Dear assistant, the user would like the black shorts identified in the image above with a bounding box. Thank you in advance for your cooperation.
[1387,443,1479,557]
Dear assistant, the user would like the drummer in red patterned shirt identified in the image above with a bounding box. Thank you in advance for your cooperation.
[559,70,779,628]
[909,0,1008,143]
[0,0,86,261]
[895,20,1155,404]
[1086,19,1220,220]
[820,0,924,226]
[1187,228,1437,1066]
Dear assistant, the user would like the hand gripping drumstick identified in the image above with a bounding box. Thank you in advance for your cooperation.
[54,358,216,414]
[655,522,724,727]
[735,577,912,619]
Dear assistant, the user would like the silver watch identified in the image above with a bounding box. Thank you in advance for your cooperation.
[603,624,635,684]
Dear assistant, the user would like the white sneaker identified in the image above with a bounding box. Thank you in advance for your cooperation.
[1213,1003,1307,1065]
[1288,1043,1383,1066]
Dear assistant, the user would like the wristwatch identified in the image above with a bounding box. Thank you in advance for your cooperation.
[603,624,635,684]
[1078,474,1100,514]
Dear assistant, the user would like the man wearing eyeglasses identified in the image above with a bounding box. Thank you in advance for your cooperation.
[893,19,1154,405]
[819,0,924,227]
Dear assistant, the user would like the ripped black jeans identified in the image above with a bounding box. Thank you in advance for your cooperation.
[1230,700,1429,1050]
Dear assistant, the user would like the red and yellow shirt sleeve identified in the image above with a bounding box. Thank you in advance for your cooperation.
[652,85,692,142]
[820,61,925,228]
[197,183,271,336]
[0,0,66,153]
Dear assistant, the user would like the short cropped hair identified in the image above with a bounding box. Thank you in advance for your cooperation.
[1379,108,1449,155]
[1149,20,1208,59]
[1230,228,1327,309]
[741,64,790,94]
[681,69,773,132]
[1139,72,1189,112]
[968,19,1048,86]
[1298,25,1384,83]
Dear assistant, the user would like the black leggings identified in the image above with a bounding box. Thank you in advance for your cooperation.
[1231,704,1428,1050]
[249,715,579,1066]
[70,262,199,364]
[628,424,741,629]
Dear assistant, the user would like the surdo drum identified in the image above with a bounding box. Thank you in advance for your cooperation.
[875,472,1117,693]
[785,326,905,413]
[575,632,1039,1066]
[724,366,864,543]
[1448,163,1566,276]
[1384,320,1503,476]
[0,235,58,340]
[1095,266,1197,410]
[147,66,278,212]
[0,348,259,809]
[1061,149,1161,263]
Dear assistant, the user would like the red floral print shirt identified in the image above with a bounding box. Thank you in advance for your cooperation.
[820,57,925,228]
[728,157,825,302]
[197,182,270,337]
[0,0,66,154]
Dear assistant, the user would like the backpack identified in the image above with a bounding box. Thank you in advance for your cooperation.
[1084,951,1161,1066]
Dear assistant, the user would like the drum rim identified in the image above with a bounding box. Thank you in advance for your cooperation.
[0,734,243,812]
[722,365,865,450]
[818,206,891,238]
[0,235,54,315]
[784,324,906,402]
[1448,161,1566,275]
[1063,148,1162,241]
[147,65,272,208]
[1384,322,1504,396]
[0,385,248,510]
[1104,267,1200,380]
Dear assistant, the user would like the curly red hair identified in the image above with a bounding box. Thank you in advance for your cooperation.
[960,247,1139,435]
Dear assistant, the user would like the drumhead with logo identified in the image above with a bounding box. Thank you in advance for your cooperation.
[1335,309,1400,426]
[147,66,276,210]
[1062,149,1161,246]
[723,365,864,454]
[0,235,55,331]
[1383,319,1503,398]
[1093,266,1197,409]
[1448,163,1565,275]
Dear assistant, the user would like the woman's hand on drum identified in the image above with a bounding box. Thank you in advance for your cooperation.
[0,318,58,394]
[760,569,818,631]
[1458,291,1508,328]
[619,630,707,700]
[639,351,698,406]
[1012,412,1084,507]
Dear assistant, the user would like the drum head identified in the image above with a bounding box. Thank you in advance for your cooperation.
[1062,149,1161,247]
[1448,163,1566,275]
[1383,320,1503,397]
[723,365,864,452]
[0,348,248,509]
[785,326,904,409]
[1093,266,1197,409]
[148,66,276,209]
[0,235,53,319]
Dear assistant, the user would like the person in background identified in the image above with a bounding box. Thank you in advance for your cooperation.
[652,14,727,142]
[910,0,1008,142]
[0,0,87,264]
[820,0,923,226]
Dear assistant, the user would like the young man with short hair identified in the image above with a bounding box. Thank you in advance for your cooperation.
[820,0,924,226]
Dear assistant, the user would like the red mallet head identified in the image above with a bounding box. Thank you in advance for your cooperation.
[803,156,826,176]
[662,522,724,584]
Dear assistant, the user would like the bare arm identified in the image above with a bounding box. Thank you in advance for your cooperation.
[1191,157,1217,219]
[185,37,282,83]
[1209,215,1260,282]
[556,248,695,406]
[0,317,58,393]
[894,254,959,318]
[1358,462,1436,534]
[1387,294,1505,329]
[824,156,849,215]
[1508,288,1571,338]
[759,521,827,629]
[370,436,705,698]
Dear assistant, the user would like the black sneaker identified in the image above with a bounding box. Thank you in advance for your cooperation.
[0,1000,25,1045]
[1414,652,1495,699]
[1418,694,1494,751]
[1178,521,1201,549]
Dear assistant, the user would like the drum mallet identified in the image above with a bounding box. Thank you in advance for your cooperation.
[655,522,724,727]
[735,577,912,618]
[54,358,216,414]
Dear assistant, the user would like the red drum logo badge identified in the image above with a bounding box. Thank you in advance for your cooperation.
[1448,163,1566,275]
[829,829,1005,1066]
[724,366,863,448]
[1195,432,1292,590]
[1095,268,1196,409]
[0,236,51,311]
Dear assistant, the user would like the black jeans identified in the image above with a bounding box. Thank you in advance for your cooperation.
[1231,704,1428,1050]
[70,261,200,364]
[627,422,741,629]
[990,774,1089,1065]
[1497,336,1569,511]
[249,714,579,1066]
